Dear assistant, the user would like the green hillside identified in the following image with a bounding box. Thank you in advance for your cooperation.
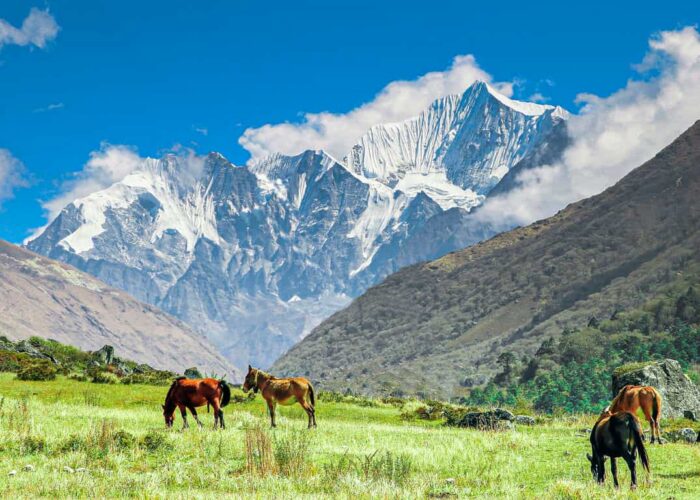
[273,121,700,398]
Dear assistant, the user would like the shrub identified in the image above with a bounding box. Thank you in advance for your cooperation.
[141,430,167,452]
[0,350,31,373]
[21,435,46,454]
[91,371,120,384]
[273,430,311,476]
[245,425,275,475]
[16,360,57,381]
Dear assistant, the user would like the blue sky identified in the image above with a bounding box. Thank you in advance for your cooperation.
[0,0,698,242]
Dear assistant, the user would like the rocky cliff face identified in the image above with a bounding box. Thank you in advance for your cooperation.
[26,82,567,370]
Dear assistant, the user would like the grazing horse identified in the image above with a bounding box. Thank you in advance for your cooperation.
[588,411,650,489]
[242,365,317,429]
[609,385,662,443]
[162,377,230,429]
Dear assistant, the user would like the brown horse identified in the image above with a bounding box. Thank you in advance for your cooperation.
[588,411,650,489]
[242,365,316,429]
[609,385,662,443]
[162,377,231,429]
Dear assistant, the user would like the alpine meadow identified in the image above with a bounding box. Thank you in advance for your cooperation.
[1,2,700,498]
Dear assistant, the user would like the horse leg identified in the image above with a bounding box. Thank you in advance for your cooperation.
[610,457,619,489]
[299,399,314,429]
[597,456,606,484]
[178,404,188,429]
[266,399,277,428]
[641,405,655,443]
[623,452,637,489]
[211,399,222,430]
[189,407,203,428]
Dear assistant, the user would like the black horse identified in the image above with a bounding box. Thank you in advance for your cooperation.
[587,411,650,489]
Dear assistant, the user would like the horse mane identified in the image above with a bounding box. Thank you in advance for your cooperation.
[163,378,182,412]
[609,384,632,411]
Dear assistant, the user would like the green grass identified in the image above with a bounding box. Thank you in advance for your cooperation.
[0,374,698,498]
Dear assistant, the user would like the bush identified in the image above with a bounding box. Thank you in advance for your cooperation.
[91,371,120,384]
[16,360,57,381]
[141,430,167,452]
[274,431,311,476]
[21,435,47,454]
[0,350,31,373]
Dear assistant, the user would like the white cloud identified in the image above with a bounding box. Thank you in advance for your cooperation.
[239,55,508,163]
[42,144,144,221]
[194,127,209,136]
[478,26,700,228]
[33,102,64,113]
[0,149,28,206]
[0,8,59,50]
[528,92,550,103]
[39,143,207,223]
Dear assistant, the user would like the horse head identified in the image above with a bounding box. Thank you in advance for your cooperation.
[162,404,175,428]
[242,365,259,394]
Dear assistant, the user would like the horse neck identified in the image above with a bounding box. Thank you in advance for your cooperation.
[163,382,178,415]
[255,370,273,389]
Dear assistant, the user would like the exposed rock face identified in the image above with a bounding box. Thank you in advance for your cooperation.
[612,359,700,419]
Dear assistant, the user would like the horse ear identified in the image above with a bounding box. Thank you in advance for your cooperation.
[161,404,165,410]
[248,364,251,371]
[586,453,592,462]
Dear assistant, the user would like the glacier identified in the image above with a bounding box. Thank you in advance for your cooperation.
[27,81,569,373]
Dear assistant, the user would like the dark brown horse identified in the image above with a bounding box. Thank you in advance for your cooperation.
[588,411,650,489]
[242,366,316,428]
[162,377,230,429]
[609,385,662,443]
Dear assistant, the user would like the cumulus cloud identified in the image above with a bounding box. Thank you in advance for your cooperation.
[528,92,550,103]
[479,26,700,228]
[0,8,59,50]
[0,149,28,207]
[41,144,144,221]
[39,143,206,223]
[239,55,509,163]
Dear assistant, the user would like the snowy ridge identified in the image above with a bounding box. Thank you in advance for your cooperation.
[28,81,569,371]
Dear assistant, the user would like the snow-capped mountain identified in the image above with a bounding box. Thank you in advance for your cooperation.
[27,81,568,372]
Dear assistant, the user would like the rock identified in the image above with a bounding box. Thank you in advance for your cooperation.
[92,345,114,366]
[684,410,697,421]
[184,367,203,379]
[612,359,700,419]
[76,467,87,473]
[8,470,17,476]
[445,478,456,485]
[63,466,75,474]
[515,415,535,426]
[23,464,35,472]
[664,428,698,443]
[447,408,515,429]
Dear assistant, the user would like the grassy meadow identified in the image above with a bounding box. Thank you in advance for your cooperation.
[0,374,698,499]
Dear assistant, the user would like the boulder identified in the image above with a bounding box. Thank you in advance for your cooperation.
[92,345,114,365]
[446,408,515,429]
[515,415,536,426]
[664,428,698,443]
[612,359,700,419]
[184,367,203,379]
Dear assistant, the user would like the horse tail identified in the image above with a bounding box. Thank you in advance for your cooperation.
[219,380,231,408]
[630,414,650,473]
[308,382,315,407]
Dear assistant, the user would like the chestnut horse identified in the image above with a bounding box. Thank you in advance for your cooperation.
[242,366,316,428]
[608,385,662,443]
[162,377,231,429]
[588,411,650,489]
